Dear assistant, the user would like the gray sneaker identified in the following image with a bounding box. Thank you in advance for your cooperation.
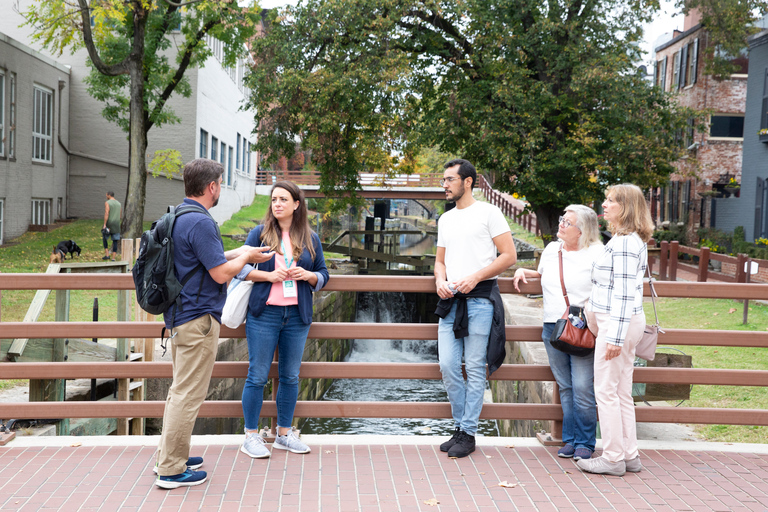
[240,430,270,459]
[625,456,643,473]
[273,430,311,454]
[577,456,626,476]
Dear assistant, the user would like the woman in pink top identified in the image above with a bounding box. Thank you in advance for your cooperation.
[237,181,329,458]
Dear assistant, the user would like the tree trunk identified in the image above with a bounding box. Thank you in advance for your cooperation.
[533,205,560,245]
[122,6,149,240]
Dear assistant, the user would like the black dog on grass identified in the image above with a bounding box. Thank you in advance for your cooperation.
[55,240,81,259]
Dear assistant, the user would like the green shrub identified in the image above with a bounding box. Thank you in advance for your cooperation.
[653,223,689,246]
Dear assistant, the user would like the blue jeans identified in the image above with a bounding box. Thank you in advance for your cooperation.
[242,305,311,430]
[437,298,493,436]
[542,322,597,451]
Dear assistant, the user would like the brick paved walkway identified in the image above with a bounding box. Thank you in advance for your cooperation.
[2,436,768,512]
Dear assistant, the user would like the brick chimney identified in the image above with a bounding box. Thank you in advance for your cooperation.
[683,8,702,31]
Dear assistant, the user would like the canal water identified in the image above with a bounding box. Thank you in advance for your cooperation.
[300,292,500,437]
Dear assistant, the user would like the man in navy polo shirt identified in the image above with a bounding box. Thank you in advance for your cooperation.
[155,159,273,489]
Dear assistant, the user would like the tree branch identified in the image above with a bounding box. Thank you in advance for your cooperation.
[76,0,129,76]
[146,18,219,131]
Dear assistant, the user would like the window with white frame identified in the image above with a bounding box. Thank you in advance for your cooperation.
[247,141,252,176]
[220,140,226,165]
[0,70,5,157]
[31,198,51,225]
[211,135,218,161]
[32,85,53,163]
[242,139,247,174]
[9,73,16,159]
[228,146,233,185]
[200,128,208,158]
[236,133,241,170]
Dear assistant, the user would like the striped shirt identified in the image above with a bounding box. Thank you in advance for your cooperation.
[588,233,647,346]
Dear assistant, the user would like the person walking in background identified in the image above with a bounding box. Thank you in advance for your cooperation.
[578,184,653,477]
[102,191,122,260]
[434,159,517,458]
[513,205,603,461]
[155,159,273,489]
[238,180,328,459]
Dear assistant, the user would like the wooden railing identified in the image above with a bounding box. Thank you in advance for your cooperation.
[477,175,540,236]
[1,275,768,433]
[255,170,444,188]
[652,240,768,285]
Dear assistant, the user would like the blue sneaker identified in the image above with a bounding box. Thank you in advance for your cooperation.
[153,456,203,474]
[573,448,593,461]
[557,444,575,458]
[156,468,207,489]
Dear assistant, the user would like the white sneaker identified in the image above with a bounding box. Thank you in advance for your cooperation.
[240,430,270,459]
[273,430,310,454]
[577,456,626,476]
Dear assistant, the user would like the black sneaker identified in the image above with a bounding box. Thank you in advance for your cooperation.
[447,431,475,458]
[440,427,461,452]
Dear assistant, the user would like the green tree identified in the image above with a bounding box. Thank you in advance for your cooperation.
[249,0,699,240]
[22,0,261,237]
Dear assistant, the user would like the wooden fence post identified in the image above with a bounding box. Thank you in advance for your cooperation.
[736,254,748,283]
[669,241,679,281]
[659,241,669,281]
[698,247,710,282]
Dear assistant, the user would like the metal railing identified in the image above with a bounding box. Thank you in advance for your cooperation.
[1,274,768,431]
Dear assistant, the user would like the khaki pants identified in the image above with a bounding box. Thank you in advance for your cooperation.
[592,311,645,463]
[156,314,219,476]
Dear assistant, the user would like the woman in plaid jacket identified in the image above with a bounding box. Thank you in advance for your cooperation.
[579,184,653,477]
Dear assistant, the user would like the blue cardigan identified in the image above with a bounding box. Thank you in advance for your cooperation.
[238,224,329,325]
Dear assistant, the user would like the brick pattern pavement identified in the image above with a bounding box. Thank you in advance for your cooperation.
[2,440,768,512]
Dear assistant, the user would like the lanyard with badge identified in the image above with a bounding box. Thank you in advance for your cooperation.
[281,239,298,298]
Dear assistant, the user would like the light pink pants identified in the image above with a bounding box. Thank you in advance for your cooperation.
[592,311,645,463]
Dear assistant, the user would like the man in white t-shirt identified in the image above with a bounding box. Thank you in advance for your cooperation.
[434,159,517,458]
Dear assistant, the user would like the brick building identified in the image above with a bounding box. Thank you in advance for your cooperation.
[651,11,747,240]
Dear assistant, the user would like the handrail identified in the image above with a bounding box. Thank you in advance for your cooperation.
[2,273,768,299]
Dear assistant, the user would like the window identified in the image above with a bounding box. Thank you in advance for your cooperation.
[211,136,218,161]
[685,39,698,86]
[242,139,247,174]
[9,73,15,159]
[200,128,208,158]
[762,69,768,132]
[655,58,667,91]
[0,199,4,245]
[247,142,252,176]
[672,51,681,90]
[0,71,5,157]
[31,198,51,225]
[710,115,744,138]
[228,146,233,186]
[236,133,241,170]
[220,141,226,166]
[32,85,53,163]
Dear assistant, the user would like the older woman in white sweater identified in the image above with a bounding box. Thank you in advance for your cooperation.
[513,204,603,461]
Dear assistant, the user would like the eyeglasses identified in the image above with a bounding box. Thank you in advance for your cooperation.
[439,177,461,186]
[558,216,576,229]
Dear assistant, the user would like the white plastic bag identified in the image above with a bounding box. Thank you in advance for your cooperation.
[221,278,253,328]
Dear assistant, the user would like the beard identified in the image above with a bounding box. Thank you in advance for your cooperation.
[448,187,464,202]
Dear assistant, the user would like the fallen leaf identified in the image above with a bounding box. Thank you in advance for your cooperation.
[564,470,572,474]
[729,308,737,314]
[505,445,515,449]
[405,481,410,484]
[498,481,517,488]
[70,443,82,447]
[424,498,440,506]
[486,455,493,458]
[479,472,485,475]
[324,450,334,454]
[713,312,719,316]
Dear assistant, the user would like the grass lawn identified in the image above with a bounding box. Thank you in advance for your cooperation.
[649,297,768,443]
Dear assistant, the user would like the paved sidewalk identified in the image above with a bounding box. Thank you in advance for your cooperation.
[2,435,768,512]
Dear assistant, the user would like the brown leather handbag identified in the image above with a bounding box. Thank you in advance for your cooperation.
[549,247,596,357]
